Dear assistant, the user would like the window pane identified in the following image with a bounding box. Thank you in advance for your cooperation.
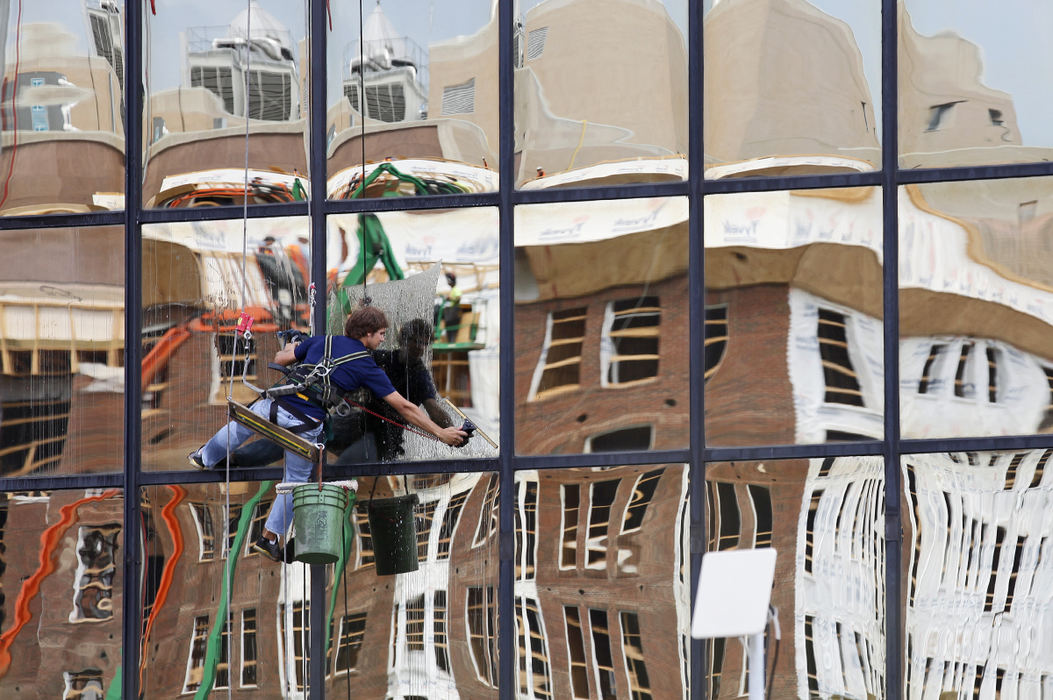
[515,0,688,189]
[0,226,124,476]
[704,0,881,177]
[143,2,309,209]
[327,2,496,198]
[516,198,688,455]
[0,1,126,216]
[0,489,124,696]
[901,449,1053,698]
[899,179,1053,439]
[529,465,689,698]
[141,217,310,471]
[899,0,1053,168]
[705,457,885,698]
[324,472,500,696]
[705,188,884,446]
[324,210,499,464]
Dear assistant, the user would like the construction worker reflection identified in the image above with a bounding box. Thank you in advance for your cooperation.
[224,318,455,468]
[440,271,462,343]
[191,306,465,561]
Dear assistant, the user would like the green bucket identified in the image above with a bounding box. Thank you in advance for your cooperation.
[367,493,419,575]
[292,483,352,565]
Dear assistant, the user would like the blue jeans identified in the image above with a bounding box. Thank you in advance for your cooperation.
[198,398,323,538]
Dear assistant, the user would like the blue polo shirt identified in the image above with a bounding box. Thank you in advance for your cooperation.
[281,336,396,421]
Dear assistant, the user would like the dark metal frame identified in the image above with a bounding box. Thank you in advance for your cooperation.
[0,0,1047,697]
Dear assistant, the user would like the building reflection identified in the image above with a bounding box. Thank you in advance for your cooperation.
[1,0,1052,698]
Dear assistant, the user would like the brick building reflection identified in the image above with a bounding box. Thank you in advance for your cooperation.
[2,0,1053,698]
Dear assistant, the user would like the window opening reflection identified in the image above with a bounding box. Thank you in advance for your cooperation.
[467,585,497,686]
[563,606,590,698]
[516,597,552,700]
[72,524,119,621]
[586,479,619,568]
[601,296,660,387]
[63,669,104,700]
[436,489,468,559]
[817,308,864,407]
[530,307,587,400]
[619,611,652,700]
[622,468,662,533]
[560,483,580,570]
[704,304,728,382]
[588,608,617,700]
[240,608,257,688]
[331,611,366,677]
[515,479,538,579]
[353,504,374,568]
[182,614,210,693]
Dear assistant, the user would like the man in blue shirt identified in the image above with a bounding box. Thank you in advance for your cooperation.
[189,305,466,561]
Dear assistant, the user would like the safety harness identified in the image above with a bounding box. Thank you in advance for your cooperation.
[261,335,369,435]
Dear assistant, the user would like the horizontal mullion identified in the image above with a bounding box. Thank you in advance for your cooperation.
[900,434,1053,455]
[324,191,498,214]
[705,441,883,462]
[514,181,689,205]
[897,161,1053,185]
[513,449,690,470]
[0,210,125,230]
[0,471,124,492]
[139,200,308,224]
[702,170,882,195]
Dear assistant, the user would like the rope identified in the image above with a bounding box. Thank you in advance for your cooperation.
[342,396,443,443]
[358,0,367,300]
[0,0,23,210]
[342,516,351,700]
[226,5,253,699]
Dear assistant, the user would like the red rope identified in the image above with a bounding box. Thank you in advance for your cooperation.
[342,397,442,443]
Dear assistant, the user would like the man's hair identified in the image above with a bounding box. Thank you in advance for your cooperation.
[400,318,434,346]
[344,305,388,339]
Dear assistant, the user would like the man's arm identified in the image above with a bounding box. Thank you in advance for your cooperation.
[382,391,466,446]
[273,342,300,366]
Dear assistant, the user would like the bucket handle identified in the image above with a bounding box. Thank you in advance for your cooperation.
[365,473,409,501]
[313,443,326,491]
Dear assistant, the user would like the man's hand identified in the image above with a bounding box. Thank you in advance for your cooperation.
[384,391,468,446]
[436,426,468,447]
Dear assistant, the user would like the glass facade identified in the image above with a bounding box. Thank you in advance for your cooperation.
[0,1,1050,699]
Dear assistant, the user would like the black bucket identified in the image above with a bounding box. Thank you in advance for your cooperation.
[366,493,420,575]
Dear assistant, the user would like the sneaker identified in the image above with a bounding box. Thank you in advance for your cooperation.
[187,451,209,471]
[251,536,283,563]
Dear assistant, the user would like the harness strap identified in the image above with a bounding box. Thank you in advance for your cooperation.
[293,336,369,406]
[268,396,320,434]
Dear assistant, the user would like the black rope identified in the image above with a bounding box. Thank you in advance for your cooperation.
[358,0,367,299]
[342,515,351,700]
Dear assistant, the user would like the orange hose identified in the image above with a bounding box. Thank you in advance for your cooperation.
[142,326,190,388]
[138,485,186,687]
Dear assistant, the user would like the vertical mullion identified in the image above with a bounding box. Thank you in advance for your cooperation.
[122,0,145,698]
[498,0,516,697]
[881,0,903,697]
[308,1,329,697]
[688,0,706,697]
